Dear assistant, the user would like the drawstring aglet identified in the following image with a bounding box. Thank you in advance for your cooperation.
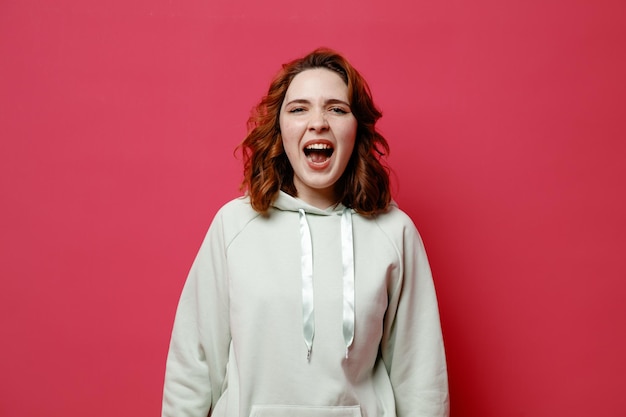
[307,348,312,362]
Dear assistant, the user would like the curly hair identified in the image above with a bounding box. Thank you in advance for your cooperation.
[238,48,391,215]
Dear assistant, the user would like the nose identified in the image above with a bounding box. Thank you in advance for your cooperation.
[308,110,329,131]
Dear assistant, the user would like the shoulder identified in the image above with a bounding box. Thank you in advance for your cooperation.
[216,195,258,220]
[372,203,419,233]
[365,203,425,251]
[210,196,262,243]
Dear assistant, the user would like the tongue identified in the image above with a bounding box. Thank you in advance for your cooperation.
[308,151,330,163]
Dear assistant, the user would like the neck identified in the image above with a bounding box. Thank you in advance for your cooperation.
[294,188,338,210]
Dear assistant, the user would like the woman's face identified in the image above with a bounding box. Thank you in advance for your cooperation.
[279,68,357,209]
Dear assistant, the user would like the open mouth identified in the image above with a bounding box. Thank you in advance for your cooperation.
[303,143,334,163]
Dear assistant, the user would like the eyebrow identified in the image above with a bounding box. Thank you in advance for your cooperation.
[284,98,351,107]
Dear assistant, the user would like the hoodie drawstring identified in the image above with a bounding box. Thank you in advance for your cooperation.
[341,208,355,358]
[298,208,355,361]
[298,209,315,361]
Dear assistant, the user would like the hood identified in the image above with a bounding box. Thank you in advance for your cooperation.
[271,191,355,361]
[271,190,348,215]
[272,190,398,214]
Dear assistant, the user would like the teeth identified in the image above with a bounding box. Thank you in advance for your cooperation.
[305,143,332,150]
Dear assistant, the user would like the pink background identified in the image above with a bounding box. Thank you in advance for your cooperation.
[1,0,625,416]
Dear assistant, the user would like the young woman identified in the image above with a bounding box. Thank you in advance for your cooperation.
[162,48,449,417]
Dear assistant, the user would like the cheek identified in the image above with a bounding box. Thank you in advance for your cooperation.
[280,128,296,150]
[279,127,298,160]
[279,118,304,142]
[340,121,358,149]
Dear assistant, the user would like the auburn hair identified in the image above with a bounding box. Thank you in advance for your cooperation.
[238,48,391,215]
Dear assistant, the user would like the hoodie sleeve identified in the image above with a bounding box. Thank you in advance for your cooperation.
[162,209,231,417]
[380,214,449,417]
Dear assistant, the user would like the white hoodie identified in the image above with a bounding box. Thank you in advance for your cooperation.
[162,191,449,417]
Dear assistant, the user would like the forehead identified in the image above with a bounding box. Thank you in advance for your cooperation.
[285,68,349,100]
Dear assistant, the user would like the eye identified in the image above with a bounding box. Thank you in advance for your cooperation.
[288,107,306,113]
[329,107,349,114]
